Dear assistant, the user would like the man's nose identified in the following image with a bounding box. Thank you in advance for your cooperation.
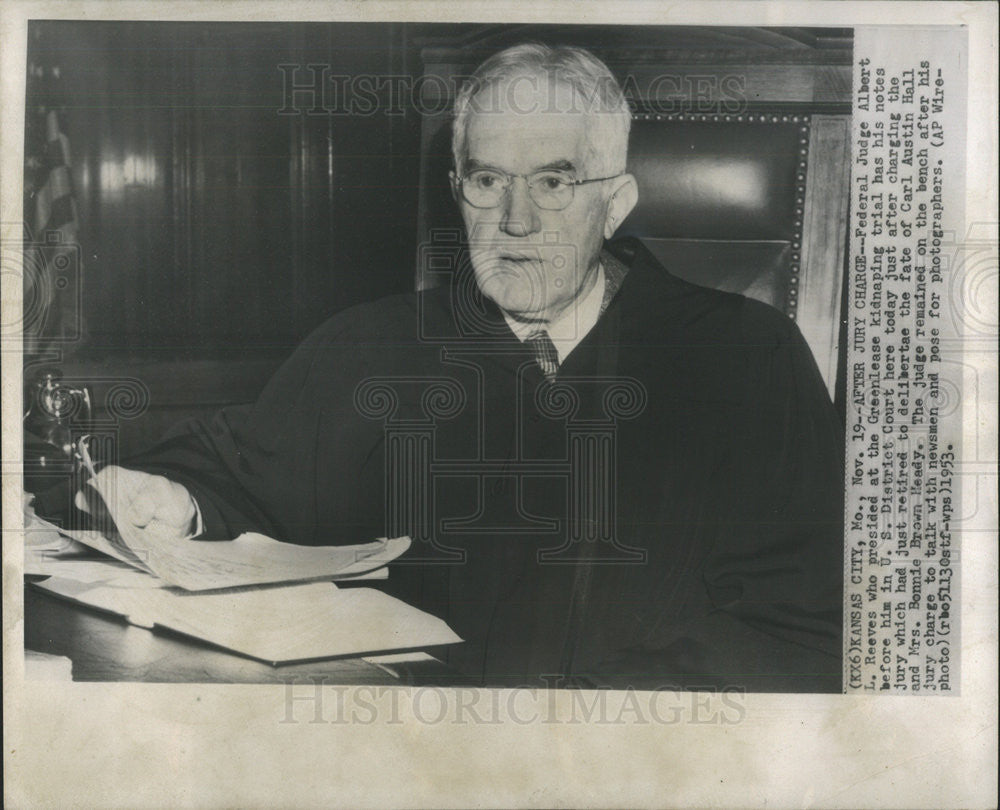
[499,177,541,237]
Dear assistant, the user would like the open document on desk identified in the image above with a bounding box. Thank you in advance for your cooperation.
[23,478,463,663]
[31,568,462,665]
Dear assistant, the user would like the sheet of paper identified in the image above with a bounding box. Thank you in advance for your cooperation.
[34,578,462,663]
[157,585,462,663]
[25,539,390,586]
[31,576,168,628]
[24,493,80,554]
[23,651,73,682]
[25,501,153,571]
[84,473,411,589]
[28,472,410,590]
[112,529,409,591]
[25,557,171,588]
[362,650,438,678]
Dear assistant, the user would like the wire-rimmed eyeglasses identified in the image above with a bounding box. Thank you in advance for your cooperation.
[451,168,624,211]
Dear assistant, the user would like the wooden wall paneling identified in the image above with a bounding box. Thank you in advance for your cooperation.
[297,26,343,337]
[46,22,430,364]
[286,25,308,340]
[189,27,291,350]
[170,32,197,350]
[321,24,422,312]
[60,23,181,354]
[138,37,181,353]
[414,111,461,290]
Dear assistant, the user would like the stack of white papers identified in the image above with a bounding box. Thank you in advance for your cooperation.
[34,572,461,664]
[24,479,463,664]
[25,476,411,590]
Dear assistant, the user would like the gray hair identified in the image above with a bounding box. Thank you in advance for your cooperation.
[451,43,632,177]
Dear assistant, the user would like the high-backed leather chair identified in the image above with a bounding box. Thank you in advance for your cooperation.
[616,111,849,394]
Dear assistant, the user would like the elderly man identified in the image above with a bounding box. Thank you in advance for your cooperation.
[74,44,844,691]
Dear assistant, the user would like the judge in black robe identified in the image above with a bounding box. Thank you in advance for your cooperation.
[119,236,845,692]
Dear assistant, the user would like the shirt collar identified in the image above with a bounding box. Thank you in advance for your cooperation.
[502,262,607,364]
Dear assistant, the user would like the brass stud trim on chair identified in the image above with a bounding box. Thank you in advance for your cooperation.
[790,115,811,319]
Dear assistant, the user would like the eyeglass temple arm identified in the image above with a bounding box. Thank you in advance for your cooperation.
[571,173,626,187]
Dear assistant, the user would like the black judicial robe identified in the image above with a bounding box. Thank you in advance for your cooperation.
[123,238,845,692]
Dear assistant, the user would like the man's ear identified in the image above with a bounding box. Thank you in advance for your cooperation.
[448,170,461,204]
[604,174,638,239]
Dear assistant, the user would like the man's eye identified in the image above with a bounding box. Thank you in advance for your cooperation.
[535,173,569,191]
[470,172,503,190]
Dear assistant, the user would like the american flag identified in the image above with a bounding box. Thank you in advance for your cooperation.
[24,43,82,354]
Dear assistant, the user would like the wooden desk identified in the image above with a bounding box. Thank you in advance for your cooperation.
[24,583,468,685]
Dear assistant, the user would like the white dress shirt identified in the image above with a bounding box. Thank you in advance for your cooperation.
[501,263,606,364]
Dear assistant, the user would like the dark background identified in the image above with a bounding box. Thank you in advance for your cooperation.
[23,22,853,458]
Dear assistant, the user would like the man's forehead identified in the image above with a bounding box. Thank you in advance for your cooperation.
[465,79,591,168]
[474,72,580,111]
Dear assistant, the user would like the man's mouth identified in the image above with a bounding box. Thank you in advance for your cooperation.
[496,252,539,263]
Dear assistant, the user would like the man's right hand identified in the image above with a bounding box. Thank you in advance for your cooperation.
[75,465,199,540]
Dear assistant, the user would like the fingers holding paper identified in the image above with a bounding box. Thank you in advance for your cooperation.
[76,466,199,540]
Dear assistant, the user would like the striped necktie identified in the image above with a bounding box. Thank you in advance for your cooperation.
[526,330,559,382]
